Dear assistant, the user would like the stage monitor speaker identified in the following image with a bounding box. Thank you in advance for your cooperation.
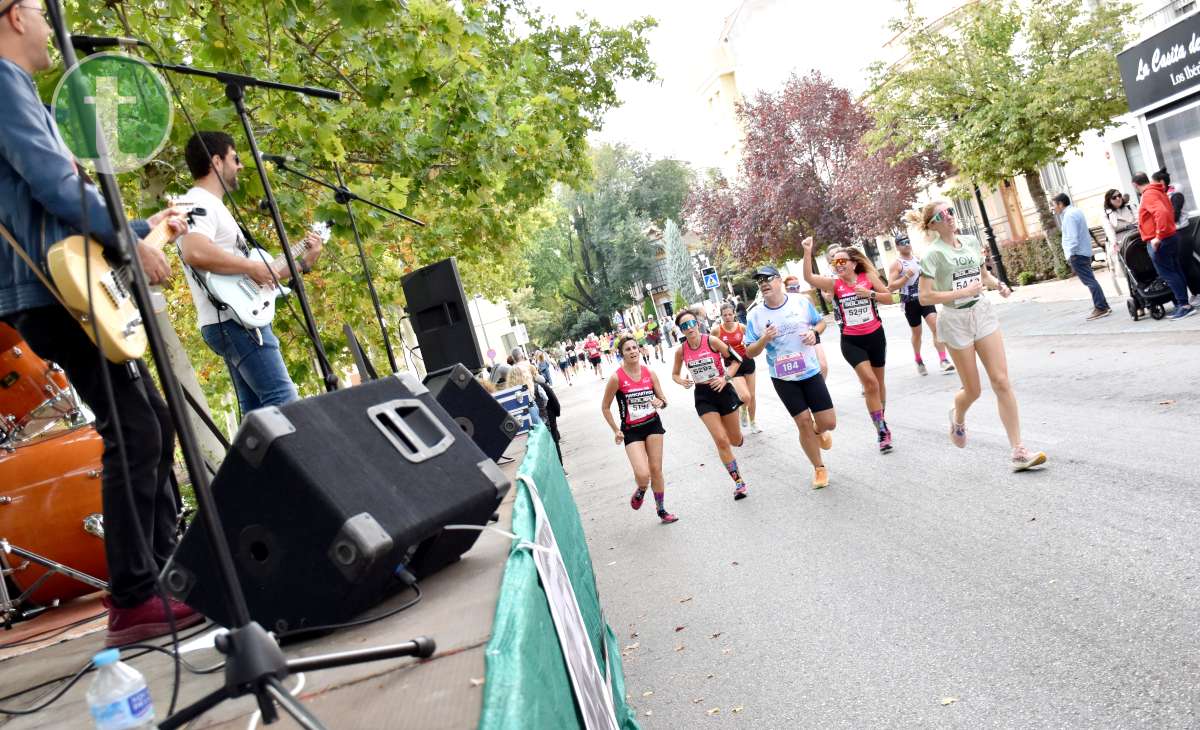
[162,374,509,633]
[423,364,518,462]
[401,257,484,373]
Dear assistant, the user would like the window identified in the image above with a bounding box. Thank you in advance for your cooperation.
[1149,101,1200,211]
[954,196,982,240]
[1122,136,1147,178]
[1039,161,1071,198]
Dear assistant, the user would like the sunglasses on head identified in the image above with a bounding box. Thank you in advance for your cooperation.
[930,207,955,223]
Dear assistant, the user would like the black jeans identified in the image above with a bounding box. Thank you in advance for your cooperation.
[4,306,178,608]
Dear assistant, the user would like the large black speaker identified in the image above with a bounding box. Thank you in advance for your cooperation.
[422,364,518,461]
[401,257,484,373]
[162,374,509,633]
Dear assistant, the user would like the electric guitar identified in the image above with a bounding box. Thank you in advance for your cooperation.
[194,221,331,330]
[46,214,186,363]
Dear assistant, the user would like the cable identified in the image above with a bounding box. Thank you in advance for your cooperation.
[275,581,422,642]
[0,610,108,650]
[0,657,93,716]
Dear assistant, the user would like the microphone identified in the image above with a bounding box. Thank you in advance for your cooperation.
[70,35,148,51]
[260,153,299,165]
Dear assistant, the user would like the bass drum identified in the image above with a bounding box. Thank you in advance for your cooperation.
[0,426,108,605]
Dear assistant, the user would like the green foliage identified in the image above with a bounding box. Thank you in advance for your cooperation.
[866,0,1135,236]
[61,0,653,401]
[1018,271,1037,286]
[1001,235,1068,282]
[663,218,695,302]
[526,144,684,340]
[629,159,695,230]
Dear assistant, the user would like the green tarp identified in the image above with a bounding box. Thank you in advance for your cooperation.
[479,425,640,730]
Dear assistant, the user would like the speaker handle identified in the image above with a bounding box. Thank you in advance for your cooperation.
[367,399,454,463]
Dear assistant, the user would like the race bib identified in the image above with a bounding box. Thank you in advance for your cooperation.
[773,352,807,379]
[687,357,719,382]
[953,266,982,303]
[843,297,874,326]
[626,392,654,421]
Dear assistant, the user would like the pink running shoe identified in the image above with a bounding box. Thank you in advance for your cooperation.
[733,484,748,500]
[658,511,679,524]
[630,488,646,510]
[1011,445,1047,472]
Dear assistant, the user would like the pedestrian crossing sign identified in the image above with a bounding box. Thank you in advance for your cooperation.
[703,271,720,290]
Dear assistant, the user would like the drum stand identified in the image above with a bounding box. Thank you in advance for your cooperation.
[0,539,108,629]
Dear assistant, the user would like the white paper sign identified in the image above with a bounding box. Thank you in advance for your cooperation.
[519,476,619,730]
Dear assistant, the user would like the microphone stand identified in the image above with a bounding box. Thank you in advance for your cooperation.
[147,60,341,393]
[38,12,438,727]
[269,158,426,374]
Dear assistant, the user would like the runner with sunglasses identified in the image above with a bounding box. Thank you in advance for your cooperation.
[887,235,954,376]
[717,301,759,433]
[905,202,1047,472]
[602,335,678,523]
[745,266,837,488]
[803,237,897,453]
[672,309,750,500]
[783,274,829,379]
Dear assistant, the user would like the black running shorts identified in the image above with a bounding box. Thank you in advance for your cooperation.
[588,355,602,365]
[622,415,665,444]
[903,297,937,328]
[771,373,834,417]
[694,383,742,417]
[725,355,756,376]
[840,327,887,368]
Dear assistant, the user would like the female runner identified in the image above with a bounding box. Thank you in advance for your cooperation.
[802,237,897,453]
[672,310,750,500]
[601,335,677,523]
[716,301,759,432]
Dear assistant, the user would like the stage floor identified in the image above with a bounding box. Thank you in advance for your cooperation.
[0,441,524,730]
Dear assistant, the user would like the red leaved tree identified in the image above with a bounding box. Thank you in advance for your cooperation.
[687,72,945,260]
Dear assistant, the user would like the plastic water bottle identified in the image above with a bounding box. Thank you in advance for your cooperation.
[86,649,155,729]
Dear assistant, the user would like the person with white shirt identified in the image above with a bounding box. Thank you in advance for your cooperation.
[177,131,324,414]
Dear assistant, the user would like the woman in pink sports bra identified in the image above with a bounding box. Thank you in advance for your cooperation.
[802,237,898,454]
[602,335,677,524]
[671,309,751,501]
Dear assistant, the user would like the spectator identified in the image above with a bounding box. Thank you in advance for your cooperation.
[1053,193,1110,320]
[1133,171,1195,319]
[1102,188,1138,248]
[1156,172,1200,304]
[533,349,553,385]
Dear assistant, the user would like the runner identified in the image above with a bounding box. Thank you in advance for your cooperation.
[887,235,954,376]
[783,275,828,379]
[601,335,677,524]
[744,266,837,488]
[672,310,750,500]
[906,202,1047,472]
[802,237,897,454]
[645,314,665,361]
[556,344,574,386]
[601,332,615,364]
[716,301,760,433]
[584,333,603,377]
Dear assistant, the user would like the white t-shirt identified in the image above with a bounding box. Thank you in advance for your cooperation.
[177,186,246,327]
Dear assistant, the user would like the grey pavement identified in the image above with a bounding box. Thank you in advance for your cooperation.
[550,291,1200,729]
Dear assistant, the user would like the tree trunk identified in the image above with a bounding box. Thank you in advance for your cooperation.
[1023,169,1069,278]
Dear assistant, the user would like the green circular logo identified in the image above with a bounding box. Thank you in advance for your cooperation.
[51,53,173,175]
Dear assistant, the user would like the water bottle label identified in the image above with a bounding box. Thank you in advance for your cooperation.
[90,687,153,729]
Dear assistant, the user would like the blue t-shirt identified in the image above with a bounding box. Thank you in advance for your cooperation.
[744,293,822,381]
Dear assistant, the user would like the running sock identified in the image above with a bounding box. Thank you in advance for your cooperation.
[634,486,647,501]
[724,459,745,486]
[914,354,924,364]
[870,409,887,434]
[653,491,665,511]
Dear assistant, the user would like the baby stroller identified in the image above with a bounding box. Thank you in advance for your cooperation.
[1118,230,1173,320]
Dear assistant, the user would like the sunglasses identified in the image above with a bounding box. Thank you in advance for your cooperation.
[678,319,698,331]
[930,207,955,223]
[754,275,778,283]
[831,258,851,266]
[785,284,801,292]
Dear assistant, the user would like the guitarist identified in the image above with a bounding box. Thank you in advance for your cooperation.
[177,131,324,413]
[0,0,202,646]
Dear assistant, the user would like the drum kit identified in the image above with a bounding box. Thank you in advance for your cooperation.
[0,323,109,628]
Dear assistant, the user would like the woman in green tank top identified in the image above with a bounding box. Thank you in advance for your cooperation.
[906,201,1047,473]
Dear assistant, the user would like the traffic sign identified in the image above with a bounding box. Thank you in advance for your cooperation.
[701,267,720,290]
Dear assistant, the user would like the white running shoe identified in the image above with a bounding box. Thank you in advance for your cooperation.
[940,359,955,373]
[751,422,763,434]
[1011,445,1047,472]
[916,361,928,376]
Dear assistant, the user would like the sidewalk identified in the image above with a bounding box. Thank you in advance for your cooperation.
[1000,264,1126,305]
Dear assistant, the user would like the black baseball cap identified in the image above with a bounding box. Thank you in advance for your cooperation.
[753,265,780,279]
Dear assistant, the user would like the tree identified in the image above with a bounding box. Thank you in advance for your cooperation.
[663,218,696,303]
[60,0,654,402]
[865,0,1135,241]
[629,158,695,230]
[687,72,943,259]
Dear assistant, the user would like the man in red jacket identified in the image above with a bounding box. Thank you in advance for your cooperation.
[1133,171,1195,319]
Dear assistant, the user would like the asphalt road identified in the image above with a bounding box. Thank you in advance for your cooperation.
[549,295,1200,729]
